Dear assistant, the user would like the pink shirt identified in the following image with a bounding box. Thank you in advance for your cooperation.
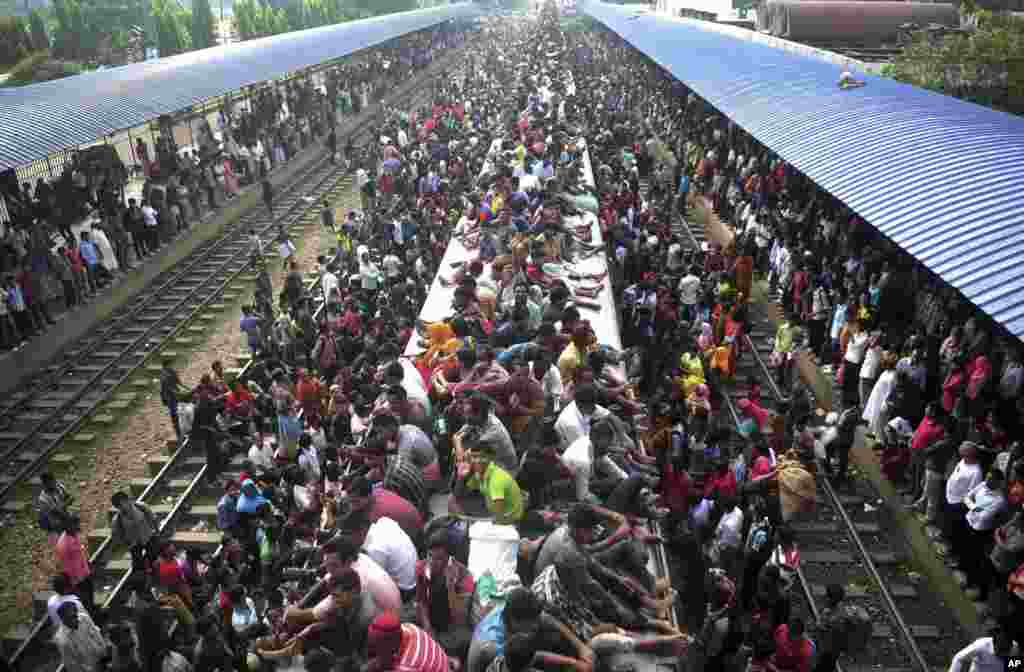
[353,554,401,612]
[55,533,91,585]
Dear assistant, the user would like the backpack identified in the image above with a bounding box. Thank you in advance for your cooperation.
[746,516,774,555]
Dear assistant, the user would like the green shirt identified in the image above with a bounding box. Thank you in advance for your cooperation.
[469,463,524,523]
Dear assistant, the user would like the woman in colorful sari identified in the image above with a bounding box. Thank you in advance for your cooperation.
[223,158,240,198]
[416,317,474,374]
[719,304,747,380]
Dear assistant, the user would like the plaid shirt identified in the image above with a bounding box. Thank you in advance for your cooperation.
[531,566,596,642]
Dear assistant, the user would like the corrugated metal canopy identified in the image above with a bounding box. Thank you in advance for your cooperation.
[583,1,1024,338]
[0,3,479,171]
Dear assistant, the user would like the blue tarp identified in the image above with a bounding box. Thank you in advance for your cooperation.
[583,0,1024,338]
[0,4,479,172]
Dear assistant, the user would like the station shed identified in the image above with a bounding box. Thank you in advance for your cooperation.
[581,0,1024,340]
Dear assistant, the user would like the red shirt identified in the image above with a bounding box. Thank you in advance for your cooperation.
[704,469,738,498]
[370,488,423,540]
[772,624,813,672]
[661,463,691,515]
[911,416,944,453]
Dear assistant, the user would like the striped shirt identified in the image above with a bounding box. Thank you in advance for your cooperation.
[394,624,449,672]
[384,455,427,512]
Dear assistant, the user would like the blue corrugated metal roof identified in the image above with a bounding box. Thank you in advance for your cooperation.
[0,4,479,172]
[583,1,1024,339]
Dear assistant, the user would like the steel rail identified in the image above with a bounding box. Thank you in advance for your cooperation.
[0,154,331,428]
[675,205,929,672]
[0,40,473,431]
[817,469,931,672]
[0,44,471,514]
[0,161,342,508]
[5,173,345,667]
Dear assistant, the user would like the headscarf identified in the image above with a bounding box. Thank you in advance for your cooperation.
[236,479,268,514]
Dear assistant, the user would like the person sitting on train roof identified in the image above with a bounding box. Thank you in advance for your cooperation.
[467,586,593,672]
[452,442,525,525]
[554,383,635,454]
[452,391,519,476]
[339,509,419,603]
[414,529,476,660]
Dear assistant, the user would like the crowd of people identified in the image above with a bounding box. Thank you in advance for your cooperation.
[0,26,459,354]
[30,3,1024,672]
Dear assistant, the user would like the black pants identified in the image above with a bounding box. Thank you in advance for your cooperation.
[808,319,827,360]
[63,280,76,308]
[75,575,96,614]
[813,651,839,672]
[964,526,995,597]
[132,232,148,258]
[944,502,969,555]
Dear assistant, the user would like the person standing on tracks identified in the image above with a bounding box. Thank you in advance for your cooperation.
[36,471,74,543]
[110,491,159,572]
[261,177,274,219]
[55,514,95,613]
[140,199,160,256]
[328,127,338,165]
[54,601,108,672]
[160,358,190,441]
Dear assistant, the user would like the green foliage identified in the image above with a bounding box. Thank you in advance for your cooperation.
[192,0,217,48]
[883,9,1024,114]
[154,0,192,56]
[4,50,85,86]
[348,0,417,13]
[233,0,373,40]
[28,11,49,51]
[0,15,32,67]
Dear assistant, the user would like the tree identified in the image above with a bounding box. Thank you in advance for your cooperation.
[153,0,191,56]
[349,0,417,14]
[192,0,217,48]
[28,11,49,51]
[0,16,32,67]
[882,9,1024,115]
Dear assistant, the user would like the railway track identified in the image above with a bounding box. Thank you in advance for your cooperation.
[3,65,451,672]
[671,198,965,671]
[0,44,462,515]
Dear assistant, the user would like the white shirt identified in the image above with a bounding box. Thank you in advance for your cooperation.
[949,636,1019,672]
[844,332,869,365]
[554,401,611,450]
[946,459,984,505]
[965,482,1006,532]
[860,344,882,380]
[356,168,369,189]
[141,205,158,227]
[714,507,745,550]
[322,271,339,302]
[677,274,701,306]
[533,363,563,408]
[561,436,628,502]
[363,517,417,591]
